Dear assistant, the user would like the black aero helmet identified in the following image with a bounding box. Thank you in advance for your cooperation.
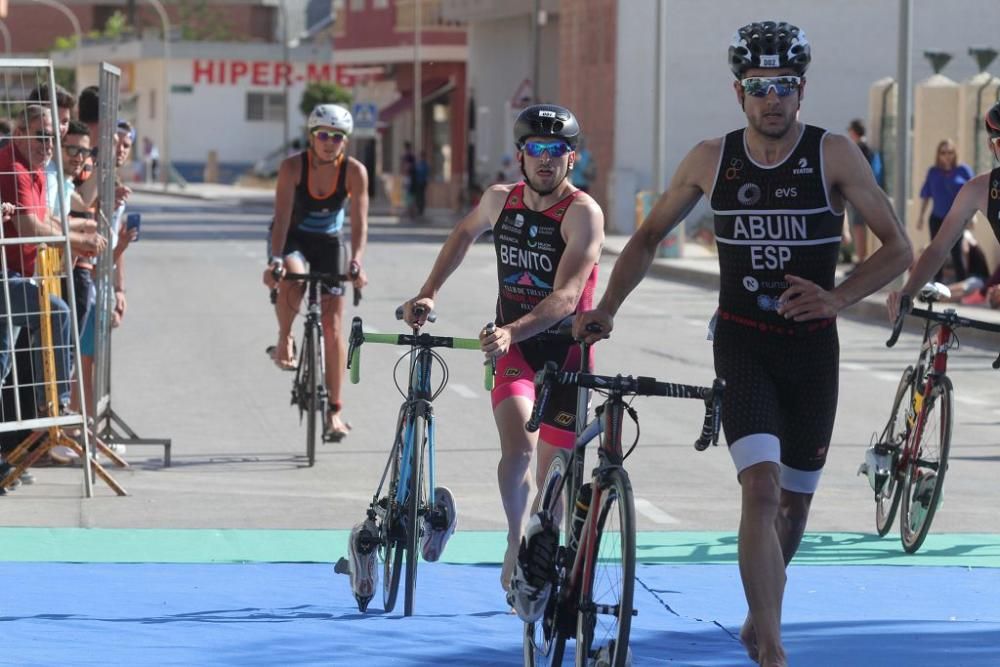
[729,21,811,79]
[986,101,1000,139]
[513,104,581,150]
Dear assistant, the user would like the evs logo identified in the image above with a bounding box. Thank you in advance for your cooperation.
[774,187,798,198]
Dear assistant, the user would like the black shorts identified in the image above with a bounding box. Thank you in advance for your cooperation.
[712,316,839,492]
[282,227,343,296]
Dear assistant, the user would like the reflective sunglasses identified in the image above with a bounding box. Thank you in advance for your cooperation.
[312,129,346,143]
[64,145,94,158]
[521,140,571,158]
[740,76,802,98]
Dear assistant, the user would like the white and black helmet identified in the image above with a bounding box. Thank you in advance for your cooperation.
[308,103,353,135]
[729,21,811,79]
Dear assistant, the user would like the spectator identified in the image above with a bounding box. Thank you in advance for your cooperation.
[845,119,877,267]
[918,139,975,282]
[412,150,430,218]
[27,83,74,139]
[568,137,596,193]
[143,137,160,183]
[400,141,415,215]
[0,106,75,419]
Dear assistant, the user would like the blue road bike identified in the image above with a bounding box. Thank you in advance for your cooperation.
[346,309,493,615]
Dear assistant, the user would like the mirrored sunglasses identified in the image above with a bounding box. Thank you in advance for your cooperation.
[64,145,94,158]
[740,76,802,98]
[522,140,571,158]
[312,129,346,143]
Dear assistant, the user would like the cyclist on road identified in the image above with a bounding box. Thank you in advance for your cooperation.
[263,103,369,441]
[887,101,1000,321]
[398,104,604,597]
[573,22,911,666]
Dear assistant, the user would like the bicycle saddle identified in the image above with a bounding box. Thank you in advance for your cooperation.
[917,282,952,304]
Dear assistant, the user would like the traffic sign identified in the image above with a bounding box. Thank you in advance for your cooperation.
[352,102,378,138]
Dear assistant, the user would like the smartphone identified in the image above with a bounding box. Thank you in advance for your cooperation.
[125,212,141,240]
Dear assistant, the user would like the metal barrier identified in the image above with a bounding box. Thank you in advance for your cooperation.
[91,62,172,465]
[0,59,120,497]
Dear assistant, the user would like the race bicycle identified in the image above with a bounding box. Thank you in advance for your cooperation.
[346,309,493,615]
[522,344,724,666]
[267,270,359,466]
[866,284,1000,553]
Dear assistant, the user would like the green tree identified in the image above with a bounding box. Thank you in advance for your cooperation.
[299,82,352,119]
[177,0,233,41]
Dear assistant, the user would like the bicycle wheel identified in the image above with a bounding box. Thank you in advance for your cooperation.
[524,450,571,667]
[900,375,953,554]
[303,325,320,467]
[381,425,406,613]
[576,467,635,667]
[875,365,913,536]
[404,413,429,616]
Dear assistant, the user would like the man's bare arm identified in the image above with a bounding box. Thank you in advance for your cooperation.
[903,175,987,296]
[826,134,912,307]
[597,140,715,316]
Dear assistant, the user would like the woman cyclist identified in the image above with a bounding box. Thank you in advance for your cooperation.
[264,103,369,440]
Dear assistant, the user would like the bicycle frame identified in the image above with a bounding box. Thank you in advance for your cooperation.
[903,319,954,471]
[393,347,437,511]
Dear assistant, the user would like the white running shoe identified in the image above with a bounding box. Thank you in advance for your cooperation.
[509,511,558,623]
[348,519,379,612]
[420,486,457,562]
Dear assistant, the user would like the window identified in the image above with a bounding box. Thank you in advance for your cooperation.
[246,92,286,122]
[373,0,388,7]
[350,0,365,9]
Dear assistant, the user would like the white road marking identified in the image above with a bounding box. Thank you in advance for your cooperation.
[449,383,477,399]
[841,362,899,384]
[634,497,680,524]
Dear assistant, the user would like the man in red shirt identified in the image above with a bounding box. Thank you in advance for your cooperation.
[0,105,74,414]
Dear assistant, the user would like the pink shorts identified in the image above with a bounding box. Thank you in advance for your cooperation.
[490,340,588,448]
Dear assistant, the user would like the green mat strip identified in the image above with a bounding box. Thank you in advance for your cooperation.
[1,528,998,567]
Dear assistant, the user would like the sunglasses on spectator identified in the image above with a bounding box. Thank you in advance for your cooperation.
[31,132,55,144]
[740,75,803,98]
[521,140,572,158]
[64,145,94,158]
[311,129,346,143]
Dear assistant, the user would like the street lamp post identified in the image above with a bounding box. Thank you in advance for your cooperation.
[413,0,422,154]
[145,0,170,188]
[25,0,82,74]
[280,0,289,154]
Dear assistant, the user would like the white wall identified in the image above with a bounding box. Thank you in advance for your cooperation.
[611,0,1000,232]
[467,13,559,183]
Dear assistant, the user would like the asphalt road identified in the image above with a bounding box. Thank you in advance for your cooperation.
[6,192,999,539]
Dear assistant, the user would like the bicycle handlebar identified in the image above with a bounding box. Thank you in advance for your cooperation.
[270,270,362,306]
[346,316,494,390]
[888,294,1000,368]
[526,361,725,450]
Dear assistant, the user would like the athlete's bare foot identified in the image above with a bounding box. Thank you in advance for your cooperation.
[271,334,296,370]
[325,411,352,441]
[756,648,787,667]
[740,614,759,662]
